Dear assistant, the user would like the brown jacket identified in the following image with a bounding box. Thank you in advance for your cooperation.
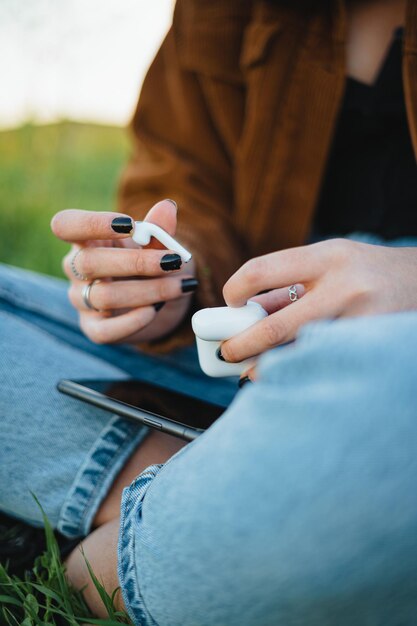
[118,0,417,348]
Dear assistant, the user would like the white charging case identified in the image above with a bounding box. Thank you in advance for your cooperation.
[191,302,267,377]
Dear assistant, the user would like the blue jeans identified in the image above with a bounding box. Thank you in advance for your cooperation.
[0,263,237,536]
[1,262,417,625]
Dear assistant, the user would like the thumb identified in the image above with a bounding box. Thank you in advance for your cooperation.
[143,199,178,250]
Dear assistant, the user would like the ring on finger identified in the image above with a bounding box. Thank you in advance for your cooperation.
[82,279,102,312]
[70,248,88,281]
[288,284,299,302]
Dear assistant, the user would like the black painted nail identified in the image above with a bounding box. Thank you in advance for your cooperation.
[111,217,133,234]
[153,301,166,312]
[166,199,178,209]
[181,278,199,293]
[160,253,182,271]
[216,347,226,362]
[238,376,252,388]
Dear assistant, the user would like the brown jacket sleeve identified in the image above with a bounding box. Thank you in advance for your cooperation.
[117,6,249,350]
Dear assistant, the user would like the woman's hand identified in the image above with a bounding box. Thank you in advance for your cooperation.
[51,200,197,345]
[221,238,417,366]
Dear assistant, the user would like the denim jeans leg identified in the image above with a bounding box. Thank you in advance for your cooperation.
[0,264,236,536]
[0,263,237,405]
[118,312,417,626]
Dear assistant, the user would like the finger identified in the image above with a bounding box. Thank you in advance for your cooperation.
[51,209,134,243]
[63,246,183,281]
[223,244,325,307]
[80,306,156,344]
[250,284,306,314]
[70,275,196,311]
[220,291,324,363]
[143,199,178,250]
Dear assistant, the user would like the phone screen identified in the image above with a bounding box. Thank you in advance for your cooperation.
[74,379,224,431]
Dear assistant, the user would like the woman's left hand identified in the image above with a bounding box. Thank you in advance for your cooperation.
[221,239,417,367]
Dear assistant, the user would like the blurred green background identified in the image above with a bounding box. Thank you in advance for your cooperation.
[0,122,129,278]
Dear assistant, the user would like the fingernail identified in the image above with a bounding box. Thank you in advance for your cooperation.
[166,199,178,209]
[160,253,182,271]
[111,217,133,234]
[153,301,166,312]
[181,278,199,293]
[238,376,252,388]
[216,347,226,362]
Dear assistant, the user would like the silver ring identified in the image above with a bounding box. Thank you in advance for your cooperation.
[288,285,298,302]
[70,249,88,281]
[82,279,101,311]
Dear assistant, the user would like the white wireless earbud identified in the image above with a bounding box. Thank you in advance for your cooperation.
[192,302,267,377]
[132,221,192,263]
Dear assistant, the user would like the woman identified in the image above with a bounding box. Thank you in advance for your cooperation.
[1,0,417,623]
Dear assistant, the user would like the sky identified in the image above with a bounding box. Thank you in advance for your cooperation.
[0,0,174,129]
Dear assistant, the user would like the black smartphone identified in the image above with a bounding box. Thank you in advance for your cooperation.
[57,379,225,441]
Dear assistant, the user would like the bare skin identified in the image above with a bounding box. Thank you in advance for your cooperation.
[346,0,406,84]
[64,0,408,618]
[93,430,185,528]
[65,431,185,615]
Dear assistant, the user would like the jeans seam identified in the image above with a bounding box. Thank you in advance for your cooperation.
[0,310,75,347]
[117,440,201,624]
[118,465,163,626]
[58,419,149,538]
[0,309,112,373]
[0,281,79,331]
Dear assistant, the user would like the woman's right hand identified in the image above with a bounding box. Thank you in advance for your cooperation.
[51,199,197,345]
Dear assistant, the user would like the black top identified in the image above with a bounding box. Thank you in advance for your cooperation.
[313,28,417,240]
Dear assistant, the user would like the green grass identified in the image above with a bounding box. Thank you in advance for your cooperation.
[0,121,129,277]
[0,503,133,625]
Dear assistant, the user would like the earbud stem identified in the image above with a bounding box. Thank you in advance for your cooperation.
[132,221,192,263]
